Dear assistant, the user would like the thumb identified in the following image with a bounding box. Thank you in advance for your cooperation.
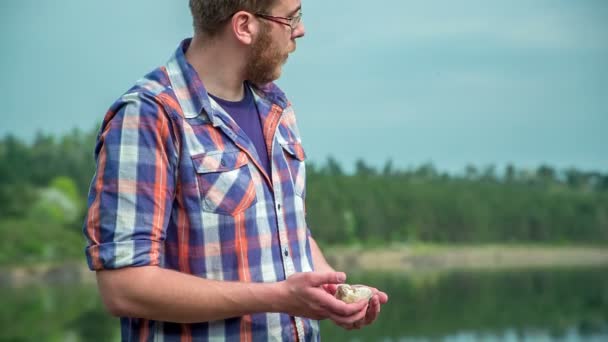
[323,283,339,295]
[307,271,346,286]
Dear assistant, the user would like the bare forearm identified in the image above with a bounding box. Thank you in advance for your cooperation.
[309,237,335,273]
[97,266,286,323]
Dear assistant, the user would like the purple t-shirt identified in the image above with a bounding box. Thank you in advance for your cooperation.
[209,84,271,176]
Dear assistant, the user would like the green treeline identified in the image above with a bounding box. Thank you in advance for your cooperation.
[306,159,608,246]
[0,130,96,265]
[1,130,607,265]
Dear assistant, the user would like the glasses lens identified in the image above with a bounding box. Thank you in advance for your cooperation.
[291,12,302,29]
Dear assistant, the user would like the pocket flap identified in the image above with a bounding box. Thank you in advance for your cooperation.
[191,150,248,173]
[281,142,306,161]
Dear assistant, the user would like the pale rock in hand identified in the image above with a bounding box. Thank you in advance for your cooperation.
[335,284,373,304]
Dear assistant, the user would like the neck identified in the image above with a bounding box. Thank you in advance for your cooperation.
[185,35,247,101]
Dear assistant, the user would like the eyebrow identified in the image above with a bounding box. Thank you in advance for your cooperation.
[286,5,302,17]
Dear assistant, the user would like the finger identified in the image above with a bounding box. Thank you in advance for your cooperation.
[358,284,388,304]
[337,321,357,331]
[377,291,389,304]
[314,286,368,314]
[305,290,364,323]
[330,308,367,326]
[363,297,380,325]
[367,286,379,294]
[321,294,369,317]
[305,271,346,287]
[323,283,338,295]
[329,303,368,325]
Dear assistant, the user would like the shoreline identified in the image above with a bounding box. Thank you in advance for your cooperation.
[324,244,608,273]
[0,261,94,288]
[2,244,607,287]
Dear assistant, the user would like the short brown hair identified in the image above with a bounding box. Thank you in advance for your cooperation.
[189,0,277,37]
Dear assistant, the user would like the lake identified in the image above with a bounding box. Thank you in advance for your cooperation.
[2,266,607,341]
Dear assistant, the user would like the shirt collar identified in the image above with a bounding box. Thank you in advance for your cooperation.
[166,38,289,120]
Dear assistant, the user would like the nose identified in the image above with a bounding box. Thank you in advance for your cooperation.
[291,22,306,39]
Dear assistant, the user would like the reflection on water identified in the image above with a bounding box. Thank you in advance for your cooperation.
[321,267,608,341]
[1,267,607,341]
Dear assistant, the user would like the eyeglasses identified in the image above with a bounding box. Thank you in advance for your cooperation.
[255,10,302,33]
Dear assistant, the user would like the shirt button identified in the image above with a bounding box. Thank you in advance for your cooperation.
[284,249,289,257]
[277,204,281,210]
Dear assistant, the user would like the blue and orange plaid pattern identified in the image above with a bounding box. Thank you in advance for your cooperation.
[83,39,318,341]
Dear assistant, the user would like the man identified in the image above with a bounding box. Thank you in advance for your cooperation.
[83,0,388,340]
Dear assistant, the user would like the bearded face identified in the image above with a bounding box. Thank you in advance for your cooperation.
[245,22,292,85]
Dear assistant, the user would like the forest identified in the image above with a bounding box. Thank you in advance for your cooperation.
[1,129,606,265]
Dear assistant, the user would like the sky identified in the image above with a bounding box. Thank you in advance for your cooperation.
[1,0,607,173]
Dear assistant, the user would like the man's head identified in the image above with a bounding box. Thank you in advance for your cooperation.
[189,0,276,38]
[189,0,305,84]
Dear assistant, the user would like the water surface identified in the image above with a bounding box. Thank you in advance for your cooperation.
[2,267,607,341]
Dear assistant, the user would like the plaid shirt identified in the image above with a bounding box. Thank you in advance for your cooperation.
[84,39,319,341]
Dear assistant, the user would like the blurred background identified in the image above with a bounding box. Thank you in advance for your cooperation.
[1,0,607,341]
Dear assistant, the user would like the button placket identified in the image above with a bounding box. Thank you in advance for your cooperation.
[274,195,295,277]
[268,117,296,278]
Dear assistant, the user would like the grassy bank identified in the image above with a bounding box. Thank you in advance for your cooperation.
[324,243,608,273]
[2,244,608,287]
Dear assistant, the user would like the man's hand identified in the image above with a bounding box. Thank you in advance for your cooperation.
[322,283,389,330]
[279,272,369,325]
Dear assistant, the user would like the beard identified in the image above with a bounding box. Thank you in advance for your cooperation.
[245,23,291,85]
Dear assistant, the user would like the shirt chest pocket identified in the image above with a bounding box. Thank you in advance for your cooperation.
[191,150,257,215]
[281,142,307,198]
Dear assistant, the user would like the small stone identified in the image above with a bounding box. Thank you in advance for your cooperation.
[335,284,373,303]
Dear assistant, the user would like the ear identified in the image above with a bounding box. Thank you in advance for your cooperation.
[231,11,258,45]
